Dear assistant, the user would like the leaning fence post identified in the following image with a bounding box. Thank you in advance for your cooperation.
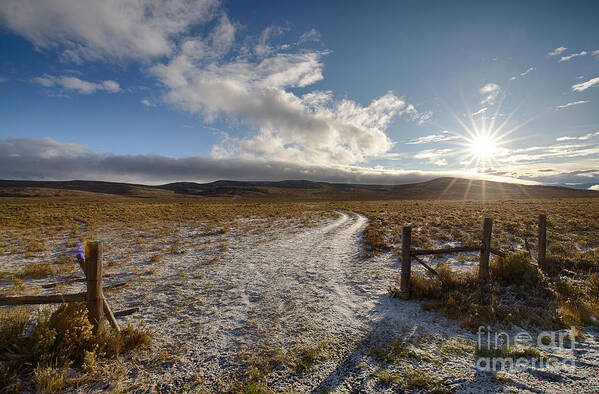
[400,226,412,299]
[479,218,492,282]
[538,214,547,271]
[85,241,105,332]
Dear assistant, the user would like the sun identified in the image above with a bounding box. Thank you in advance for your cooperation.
[470,134,497,159]
[440,96,533,171]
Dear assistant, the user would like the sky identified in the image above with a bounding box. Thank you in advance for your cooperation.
[0,0,598,188]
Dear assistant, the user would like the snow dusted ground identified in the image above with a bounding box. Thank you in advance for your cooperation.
[2,211,598,392]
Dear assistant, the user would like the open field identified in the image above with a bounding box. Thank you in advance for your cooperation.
[1,188,599,392]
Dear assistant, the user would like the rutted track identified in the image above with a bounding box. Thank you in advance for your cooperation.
[179,211,380,389]
[115,210,410,390]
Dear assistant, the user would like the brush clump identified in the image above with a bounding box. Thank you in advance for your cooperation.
[0,302,151,391]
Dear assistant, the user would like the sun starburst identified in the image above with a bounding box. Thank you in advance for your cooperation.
[438,97,533,171]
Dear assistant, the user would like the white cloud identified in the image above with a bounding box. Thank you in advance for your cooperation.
[2,0,432,169]
[141,99,155,107]
[495,142,599,163]
[0,137,86,160]
[471,107,487,117]
[556,100,590,109]
[0,0,219,62]
[560,50,587,62]
[509,67,533,81]
[32,74,121,94]
[9,138,597,187]
[593,50,599,58]
[572,76,599,92]
[151,37,429,166]
[413,148,453,165]
[253,25,287,57]
[589,185,599,191]
[0,137,536,185]
[520,66,535,76]
[298,29,321,44]
[480,83,500,105]
[548,46,567,56]
[556,131,599,141]
[0,76,6,83]
[406,131,458,144]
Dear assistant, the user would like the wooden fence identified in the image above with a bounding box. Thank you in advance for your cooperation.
[0,241,137,332]
[398,214,548,300]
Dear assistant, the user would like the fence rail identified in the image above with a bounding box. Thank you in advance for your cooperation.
[398,214,548,301]
[0,240,137,332]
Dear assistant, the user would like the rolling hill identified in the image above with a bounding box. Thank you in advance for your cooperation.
[0,177,597,200]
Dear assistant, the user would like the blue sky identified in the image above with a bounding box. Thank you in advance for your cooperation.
[0,0,598,188]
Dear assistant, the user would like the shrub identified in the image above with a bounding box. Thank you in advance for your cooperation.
[0,303,152,392]
[489,251,542,287]
[34,363,69,393]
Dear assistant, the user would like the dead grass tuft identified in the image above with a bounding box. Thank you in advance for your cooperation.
[0,303,151,392]
[20,263,53,279]
[390,256,562,331]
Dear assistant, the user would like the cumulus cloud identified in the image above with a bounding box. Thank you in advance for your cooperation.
[560,50,587,62]
[548,46,567,56]
[2,0,432,171]
[32,74,121,94]
[593,50,599,58]
[572,76,599,92]
[556,100,590,109]
[480,83,501,105]
[150,38,429,166]
[589,185,599,191]
[140,99,155,107]
[406,131,458,144]
[0,137,530,185]
[0,0,218,63]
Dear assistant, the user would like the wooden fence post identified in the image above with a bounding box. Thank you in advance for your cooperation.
[538,214,547,271]
[400,226,412,299]
[479,218,492,282]
[85,241,105,332]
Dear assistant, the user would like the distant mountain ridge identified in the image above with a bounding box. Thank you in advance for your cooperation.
[0,177,597,200]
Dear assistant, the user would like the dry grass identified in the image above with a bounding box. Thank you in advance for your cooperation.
[347,198,599,331]
[337,199,599,260]
[390,250,599,331]
[0,303,151,391]
[375,366,450,392]
[1,195,597,390]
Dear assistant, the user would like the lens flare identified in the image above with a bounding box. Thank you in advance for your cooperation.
[470,134,497,160]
